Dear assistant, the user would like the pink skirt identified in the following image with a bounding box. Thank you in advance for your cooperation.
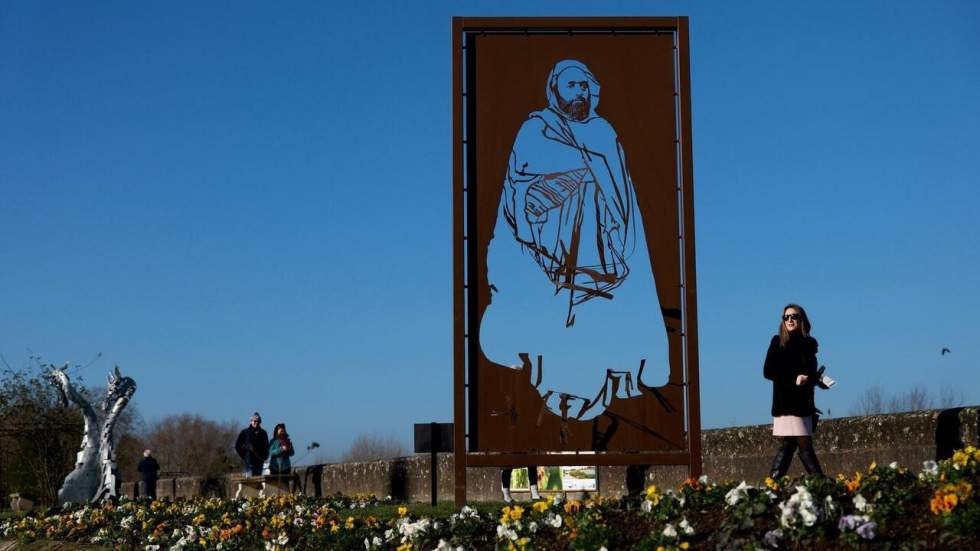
[772,415,812,436]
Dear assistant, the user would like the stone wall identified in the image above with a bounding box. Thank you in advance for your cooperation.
[118,406,978,503]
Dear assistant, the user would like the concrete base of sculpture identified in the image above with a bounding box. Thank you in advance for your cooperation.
[9,493,35,513]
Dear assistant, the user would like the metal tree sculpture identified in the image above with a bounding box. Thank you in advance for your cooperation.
[49,365,137,505]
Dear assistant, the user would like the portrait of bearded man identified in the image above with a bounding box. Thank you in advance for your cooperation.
[480,59,670,421]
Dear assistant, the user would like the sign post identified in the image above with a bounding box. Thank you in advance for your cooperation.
[414,423,453,506]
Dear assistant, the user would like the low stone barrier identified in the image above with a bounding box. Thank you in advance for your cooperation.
[110,406,977,503]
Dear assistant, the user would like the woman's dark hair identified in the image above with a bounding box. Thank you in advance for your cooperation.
[778,303,812,347]
[273,423,288,438]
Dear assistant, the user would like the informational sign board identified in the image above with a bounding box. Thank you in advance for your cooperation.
[509,466,597,492]
[453,17,701,505]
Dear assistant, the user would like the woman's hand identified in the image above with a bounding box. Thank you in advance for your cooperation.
[796,374,809,386]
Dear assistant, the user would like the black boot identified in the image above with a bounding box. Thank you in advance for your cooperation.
[769,439,796,478]
[799,447,824,476]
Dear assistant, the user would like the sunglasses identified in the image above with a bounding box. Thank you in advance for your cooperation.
[782,313,801,322]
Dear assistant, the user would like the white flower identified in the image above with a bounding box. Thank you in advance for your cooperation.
[640,500,652,512]
[121,515,134,529]
[529,521,538,533]
[800,507,818,526]
[922,460,939,476]
[496,524,518,541]
[698,474,709,485]
[853,493,868,512]
[546,513,562,528]
[763,528,783,548]
[145,546,160,551]
[888,461,899,470]
[662,523,677,538]
[294,517,305,526]
[679,518,694,535]
[725,481,751,506]
[778,485,821,529]
[277,533,289,545]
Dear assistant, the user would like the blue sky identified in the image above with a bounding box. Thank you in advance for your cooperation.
[2,1,978,461]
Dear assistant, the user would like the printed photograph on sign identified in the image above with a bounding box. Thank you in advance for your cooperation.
[560,466,598,491]
[508,466,588,492]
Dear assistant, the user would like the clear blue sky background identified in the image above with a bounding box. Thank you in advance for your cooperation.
[2,1,978,461]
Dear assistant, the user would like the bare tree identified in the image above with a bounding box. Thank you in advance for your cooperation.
[937,385,966,409]
[341,433,405,462]
[887,385,932,413]
[851,384,968,416]
[851,385,886,416]
[139,413,239,478]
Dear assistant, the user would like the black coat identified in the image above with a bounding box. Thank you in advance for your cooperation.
[137,456,160,481]
[763,334,819,417]
[235,426,270,463]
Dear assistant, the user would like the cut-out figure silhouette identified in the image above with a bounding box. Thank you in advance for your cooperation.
[481,59,669,420]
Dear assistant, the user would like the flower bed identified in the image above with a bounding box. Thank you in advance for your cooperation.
[2,447,979,550]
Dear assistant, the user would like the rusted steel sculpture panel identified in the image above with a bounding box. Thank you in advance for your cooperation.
[453,18,701,490]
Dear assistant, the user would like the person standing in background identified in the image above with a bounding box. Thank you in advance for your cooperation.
[269,423,295,475]
[137,449,160,500]
[235,412,270,476]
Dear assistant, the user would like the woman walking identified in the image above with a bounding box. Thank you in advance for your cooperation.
[269,423,295,475]
[764,304,825,477]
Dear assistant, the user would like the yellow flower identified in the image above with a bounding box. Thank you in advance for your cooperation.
[959,481,973,496]
[953,451,969,467]
[868,461,877,472]
[396,544,412,551]
[657,546,666,551]
[330,520,340,533]
[532,500,549,513]
[944,492,959,509]
[764,477,779,491]
[564,500,581,514]
[509,506,524,521]
[398,506,408,517]
[645,484,661,505]
[192,514,206,526]
[345,516,355,529]
[680,542,690,550]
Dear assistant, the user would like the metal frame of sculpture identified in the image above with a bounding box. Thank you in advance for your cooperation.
[49,365,136,504]
[452,17,702,506]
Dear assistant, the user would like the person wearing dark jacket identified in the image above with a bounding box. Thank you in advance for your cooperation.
[235,412,270,476]
[763,304,826,477]
[137,449,161,499]
[268,423,295,475]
